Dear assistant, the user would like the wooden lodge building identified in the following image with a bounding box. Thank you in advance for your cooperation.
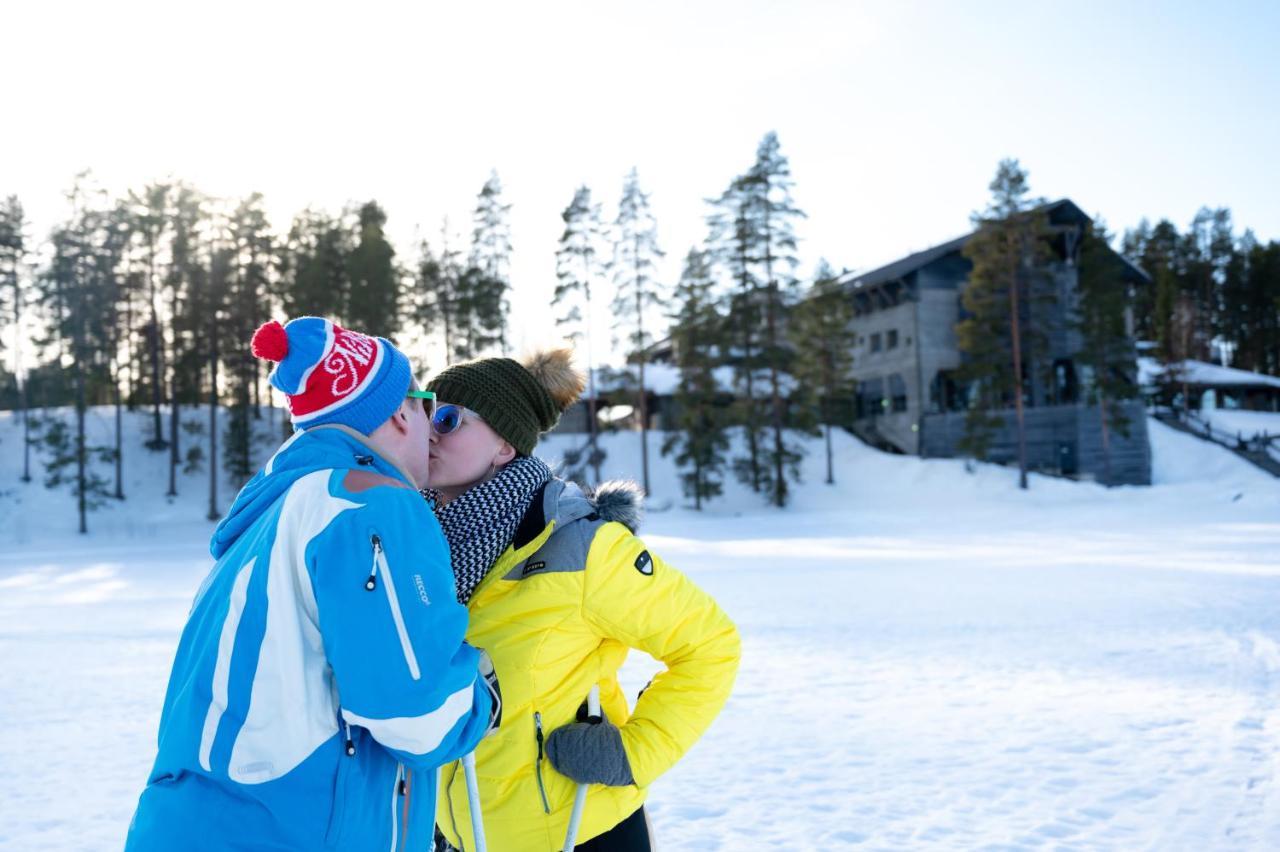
[837,199,1153,485]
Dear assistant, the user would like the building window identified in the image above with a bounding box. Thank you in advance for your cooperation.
[1051,358,1078,405]
[870,333,882,353]
[887,330,899,349]
[857,378,885,419]
[889,374,908,412]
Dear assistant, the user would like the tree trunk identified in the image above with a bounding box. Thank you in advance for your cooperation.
[168,384,179,496]
[1009,233,1028,490]
[208,310,220,521]
[114,373,124,499]
[74,322,88,535]
[633,253,650,496]
[20,373,31,482]
[147,240,167,450]
[1098,391,1112,488]
[825,419,834,486]
[585,271,600,487]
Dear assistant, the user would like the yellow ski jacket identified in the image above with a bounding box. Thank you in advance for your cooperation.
[436,479,740,851]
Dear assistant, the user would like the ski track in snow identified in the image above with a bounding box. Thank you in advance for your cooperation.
[1,410,1279,850]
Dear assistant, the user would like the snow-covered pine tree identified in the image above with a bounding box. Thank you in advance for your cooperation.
[790,259,855,486]
[554,185,607,484]
[957,158,1054,489]
[662,248,730,509]
[610,168,665,496]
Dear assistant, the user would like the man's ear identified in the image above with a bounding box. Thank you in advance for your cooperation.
[390,403,413,436]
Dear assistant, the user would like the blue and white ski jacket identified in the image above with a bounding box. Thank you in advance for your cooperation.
[126,424,493,852]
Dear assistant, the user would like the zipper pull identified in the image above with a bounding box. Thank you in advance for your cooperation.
[397,763,407,796]
[344,720,356,757]
[534,711,545,757]
[365,535,381,591]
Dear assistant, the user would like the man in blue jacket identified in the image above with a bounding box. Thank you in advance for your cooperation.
[126,317,496,851]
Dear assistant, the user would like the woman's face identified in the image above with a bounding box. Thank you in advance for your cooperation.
[427,402,515,493]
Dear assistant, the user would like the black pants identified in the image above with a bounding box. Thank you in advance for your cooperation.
[435,806,653,852]
[575,806,653,852]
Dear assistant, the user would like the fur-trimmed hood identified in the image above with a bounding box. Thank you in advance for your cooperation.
[511,477,645,550]
[584,479,645,533]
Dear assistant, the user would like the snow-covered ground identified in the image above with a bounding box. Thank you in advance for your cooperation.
[2,408,1279,850]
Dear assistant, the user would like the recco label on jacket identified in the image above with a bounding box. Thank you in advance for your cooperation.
[634,551,653,576]
[522,560,546,577]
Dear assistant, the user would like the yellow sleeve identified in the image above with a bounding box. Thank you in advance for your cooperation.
[580,523,741,788]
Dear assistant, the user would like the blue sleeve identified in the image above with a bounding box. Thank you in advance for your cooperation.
[309,481,492,771]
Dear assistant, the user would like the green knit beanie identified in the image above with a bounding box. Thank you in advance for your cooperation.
[427,350,584,455]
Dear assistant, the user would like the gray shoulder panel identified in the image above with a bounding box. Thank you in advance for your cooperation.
[502,516,607,581]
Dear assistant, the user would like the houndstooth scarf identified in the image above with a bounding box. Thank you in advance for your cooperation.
[422,455,554,605]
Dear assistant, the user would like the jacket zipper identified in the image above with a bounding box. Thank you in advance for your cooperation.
[343,718,356,757]
[371,534,421,680]
[533,712,551,814]
[396,763,412,852]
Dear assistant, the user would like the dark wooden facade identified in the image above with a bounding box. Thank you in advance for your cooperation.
[839,199,1153,485]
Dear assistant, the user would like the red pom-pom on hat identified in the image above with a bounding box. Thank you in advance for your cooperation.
[251,320,289,362]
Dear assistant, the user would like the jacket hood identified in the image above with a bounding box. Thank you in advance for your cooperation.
[544,477,645,533]
[210,425,415,559]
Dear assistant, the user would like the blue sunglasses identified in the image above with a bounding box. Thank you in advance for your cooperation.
[431,403,482,436]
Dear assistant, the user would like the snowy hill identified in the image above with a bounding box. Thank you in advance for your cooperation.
[1,407,1279,849]
[3,404,1276,545]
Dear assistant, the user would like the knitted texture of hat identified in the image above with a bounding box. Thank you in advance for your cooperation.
[428,357,565,455]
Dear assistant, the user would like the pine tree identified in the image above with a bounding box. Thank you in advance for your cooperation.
[1180,207,1233,355]
[164,183,206,497]
[128,183,172,451]
[957,159,1055,489]
[37,178,118,532]
[706,173,765,493]
[412,217,473,360]
[741,132,807,507]
[610,168,665,495]
[662,248,730,509]
[0,195,33,482]
[470,172,512,353]
[346,201,399,339]
[278,208,349,321]
[1230,238,1280,375]
[1075,220,1139,486]
[554,186,607,483]
[790,259,855,485]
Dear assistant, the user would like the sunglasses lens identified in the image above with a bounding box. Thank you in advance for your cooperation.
[433,405,462,435]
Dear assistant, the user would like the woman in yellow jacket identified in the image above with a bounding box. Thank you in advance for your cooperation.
[422,349,740,851]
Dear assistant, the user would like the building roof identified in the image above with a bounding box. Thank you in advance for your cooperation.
[836,198,1150,294]
[1139,357,1280,390]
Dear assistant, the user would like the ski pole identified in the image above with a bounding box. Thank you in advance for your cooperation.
[463,750,487,852]
[562,685,601,852]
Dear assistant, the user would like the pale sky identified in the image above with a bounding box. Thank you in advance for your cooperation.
[3,0,1278,370]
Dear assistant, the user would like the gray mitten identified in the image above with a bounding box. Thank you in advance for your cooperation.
[545,714,635,787]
